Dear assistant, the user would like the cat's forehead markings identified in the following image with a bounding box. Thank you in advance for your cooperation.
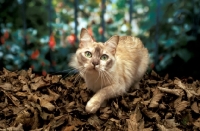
[95,46,101,52]
[94,46,101,56]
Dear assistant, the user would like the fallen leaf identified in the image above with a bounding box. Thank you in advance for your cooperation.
[62,125,75,131]
[142,108,161,122]
[158,87,184,96]
[80,90,88,102]
[191,102,199,114]
[51,75,61,83]
[0,83,12,90]
[133,97,142,105]
[88,115,103,128]
[194,118,200,128]
[0,123,24,131]
[39,98,55,111]
[174,97,189,114]
[156,124,182,131]
[149,88,163,108]
[163,118,179,128]
[30,76,49,90]
[174,79,199,99]
[2,90,20,106]
[126,105,152,131]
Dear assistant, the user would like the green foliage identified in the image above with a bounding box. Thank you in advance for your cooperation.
[0,0,200,77]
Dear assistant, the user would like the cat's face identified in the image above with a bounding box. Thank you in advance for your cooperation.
[76,29,119,73]
[76,42,114,72]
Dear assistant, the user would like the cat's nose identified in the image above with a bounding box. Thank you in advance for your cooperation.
[92,61,99,66]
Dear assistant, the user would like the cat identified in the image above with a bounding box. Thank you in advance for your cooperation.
[69,28,149,113]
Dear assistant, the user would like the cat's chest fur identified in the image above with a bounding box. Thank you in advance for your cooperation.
[82,71,110,92]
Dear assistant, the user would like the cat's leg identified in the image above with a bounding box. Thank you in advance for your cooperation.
[85,84,125,113]
[133,81,140,89]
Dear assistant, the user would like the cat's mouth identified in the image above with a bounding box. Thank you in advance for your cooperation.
[87,66,99,72]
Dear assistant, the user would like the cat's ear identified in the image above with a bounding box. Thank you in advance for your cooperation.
[79,28,93,47]
[105,35,119,54]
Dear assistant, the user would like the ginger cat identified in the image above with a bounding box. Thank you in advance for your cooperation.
[69,28,149,113]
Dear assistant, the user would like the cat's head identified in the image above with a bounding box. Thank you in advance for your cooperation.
[75,28,119,72]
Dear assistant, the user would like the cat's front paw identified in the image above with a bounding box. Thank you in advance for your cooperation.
[85,99,101,114]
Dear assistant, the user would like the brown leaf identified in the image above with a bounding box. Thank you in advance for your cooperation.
[174,79,199,99]
[1,68,199,130]
[3,68,13,76]
[30,77,47,90]
[50,115,68,129]
[60,79,73,88]
[28,94,55,111]
[191,102,199,114]
[39,98,55,111]
[174,97,189,114]
[159,103,166,109]
[147,80,158,84]
[113,101,119,109]
[164,74,169,80]
[51,75,61,83]
[149,88,163,108]
[70,118,85,127]
[80,90,88,102]
[197,88,200,95]
[151,70,160,79]
[79,83,87,89]
[65,101,75,112]
[22,84,31,92]
[9,106,25,115]
[40,111,54,120]
[26,68,35,79]
[44,88,60,101]
[121,99,129,108]
[158,87,184,96]
[162,82,174,87]
[2,90,20,106]
[14,107,39,130]
[48,88,60,98]
[156,124,182,131]
[28,94,39,103]
[165,113,173,119]
[15,92,29,97]
[0,83,12,90]
[100,107,112,120]
[18,75,28,84]
[126,105,150,131]
[1,123,24,131]
[126,117,139,131]
[163,119,179,128]
[142,108,161,122]
[88,115,103,128]
[133,97,142,105]
[194,118,200,128]
[141,99,151,106]
[62,125,75,131]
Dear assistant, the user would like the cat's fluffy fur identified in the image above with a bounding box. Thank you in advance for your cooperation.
[69,28,149,113]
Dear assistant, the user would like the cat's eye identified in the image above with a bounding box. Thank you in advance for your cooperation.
[85,51,92,58]
[100,54,109,61]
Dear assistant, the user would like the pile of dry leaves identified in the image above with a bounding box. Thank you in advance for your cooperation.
[0,68,200,131]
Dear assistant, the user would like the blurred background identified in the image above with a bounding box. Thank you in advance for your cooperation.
[0,0,200,78]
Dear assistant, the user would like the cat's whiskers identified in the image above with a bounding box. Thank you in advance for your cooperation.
[74,67,85,84]
[102,70,114,84]
[79,68,87,84]
[94,69,101,83]
[102,70,117,97]
[100,70,105,90]
[61,66,84,79]
[99,70,102,89]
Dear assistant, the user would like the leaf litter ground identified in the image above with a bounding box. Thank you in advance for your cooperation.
[0,68,200,131]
